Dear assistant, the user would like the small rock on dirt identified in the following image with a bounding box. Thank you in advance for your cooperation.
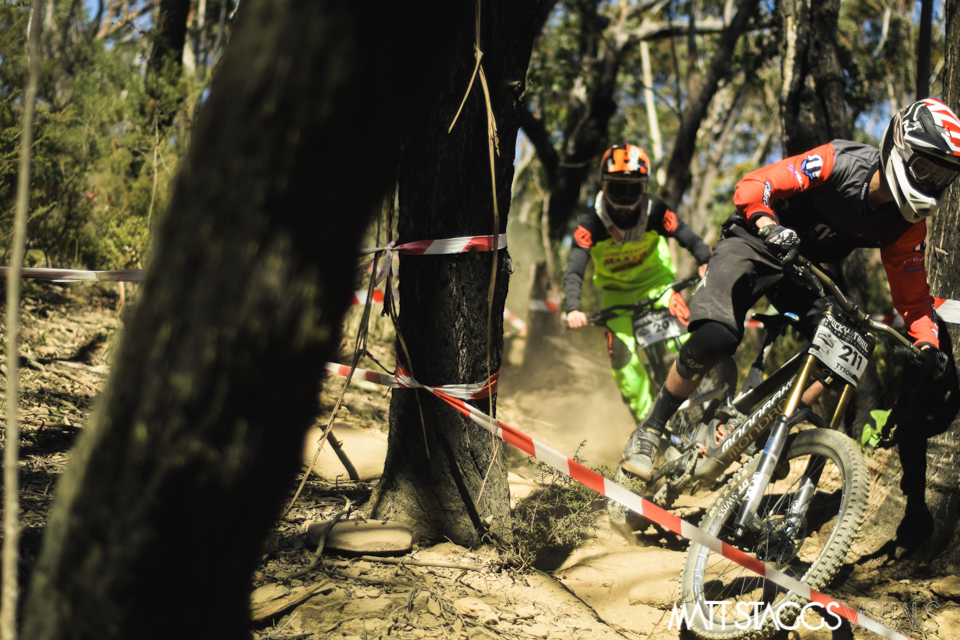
[302,423,387,481]
[455,596,498,624]
[305,519,412,556]
[931,576,960,601]
[937,606,960,640]
[524,622,552,638]
[250,583,289,606]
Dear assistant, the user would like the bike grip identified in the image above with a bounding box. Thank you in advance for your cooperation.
[893,345,922,362]
[782,245,800,266]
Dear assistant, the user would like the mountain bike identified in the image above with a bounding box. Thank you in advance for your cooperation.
[661,250,926,639]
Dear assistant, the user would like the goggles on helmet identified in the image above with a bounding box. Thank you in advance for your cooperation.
[900,148,960,192]
[602,177,646,208]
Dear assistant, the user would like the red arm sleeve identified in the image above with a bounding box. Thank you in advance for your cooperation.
[733,143,836,226]
[880,222,940,348]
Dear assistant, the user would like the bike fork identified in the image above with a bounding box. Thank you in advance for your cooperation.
[733,354,818,537]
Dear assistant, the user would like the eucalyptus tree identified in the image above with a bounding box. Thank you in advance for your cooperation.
[22,0,466,637]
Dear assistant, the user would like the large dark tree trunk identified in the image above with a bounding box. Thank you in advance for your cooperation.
[367,0,550,546]
[22,1,462,638]
[778,0,850,156]
[856,0,960,569]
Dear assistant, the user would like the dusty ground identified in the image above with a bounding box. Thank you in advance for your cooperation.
[3,283,960,640]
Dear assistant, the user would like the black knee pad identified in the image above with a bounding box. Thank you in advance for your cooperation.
[676,321,740,380]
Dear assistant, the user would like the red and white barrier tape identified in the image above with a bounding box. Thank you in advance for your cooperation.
[529,299,559,313]
[939,299,960,324]
[349,289,400,306]
[324,362,498,400]
[325,361,913,640]
[360,234,507,285]
[360,234,508,257]
[503,310,527,336]
[0,267,143,283]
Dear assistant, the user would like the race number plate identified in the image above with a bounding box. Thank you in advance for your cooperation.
[809,313,872,386]
[634,308,683,348]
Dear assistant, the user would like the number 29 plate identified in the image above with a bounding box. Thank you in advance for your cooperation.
[809,313,873,386]
[634,308,683,348]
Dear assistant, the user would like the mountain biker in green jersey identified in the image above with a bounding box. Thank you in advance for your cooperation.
[564,144,712,433]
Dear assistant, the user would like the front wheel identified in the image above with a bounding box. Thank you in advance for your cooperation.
[678,428,867,640]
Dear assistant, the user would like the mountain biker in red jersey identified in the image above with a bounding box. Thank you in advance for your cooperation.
[564,144,712,431]
[620,98,960,481]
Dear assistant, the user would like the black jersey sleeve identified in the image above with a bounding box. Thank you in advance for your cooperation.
[563,245,591,312]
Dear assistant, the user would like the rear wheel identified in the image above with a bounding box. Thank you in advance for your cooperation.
[678,428,867,640]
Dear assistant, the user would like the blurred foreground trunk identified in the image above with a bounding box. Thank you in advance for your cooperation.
[22,1,461,638]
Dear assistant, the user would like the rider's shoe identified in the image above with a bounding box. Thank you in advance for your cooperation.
[620,428,661,481]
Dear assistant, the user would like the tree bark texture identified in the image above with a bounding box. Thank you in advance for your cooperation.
[22,1,462,638]
[149,0,191,75]
[368,0,550,547]
[778,0,851,156]
[658,0,760,210]
[858,2,960,568]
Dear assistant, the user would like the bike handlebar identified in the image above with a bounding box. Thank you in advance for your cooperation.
[584,275,700,327]
[780,252,924,363]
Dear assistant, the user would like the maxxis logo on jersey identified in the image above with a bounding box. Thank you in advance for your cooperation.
[801,154,823,179]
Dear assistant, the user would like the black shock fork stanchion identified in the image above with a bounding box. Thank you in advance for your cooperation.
[733,353,819,536]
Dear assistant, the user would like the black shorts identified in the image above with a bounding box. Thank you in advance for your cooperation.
[688,224,824,342]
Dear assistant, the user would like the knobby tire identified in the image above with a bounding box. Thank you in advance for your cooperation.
[678,428,868,640]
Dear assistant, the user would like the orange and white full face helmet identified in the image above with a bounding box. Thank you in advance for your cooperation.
[600,144,650,221]
[881,98,960,223]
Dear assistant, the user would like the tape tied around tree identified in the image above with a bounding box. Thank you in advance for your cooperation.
[324,362,498,400]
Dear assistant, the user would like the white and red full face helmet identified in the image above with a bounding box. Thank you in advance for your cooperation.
[600,144,650,222]
[881,97,960,223]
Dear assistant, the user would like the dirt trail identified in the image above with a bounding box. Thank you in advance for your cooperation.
[4,285,960,640]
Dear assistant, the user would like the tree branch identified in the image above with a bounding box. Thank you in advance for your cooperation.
[518,105,559,186]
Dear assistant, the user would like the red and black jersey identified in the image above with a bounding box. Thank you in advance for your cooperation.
[733,140,941,348]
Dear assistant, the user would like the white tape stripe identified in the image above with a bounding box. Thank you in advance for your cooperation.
[681,521,723,555]
[0,267,144,283]
[503,309,527,336]
[422,238,472,255]
[938,299,960,323]
[534,444,572,477]
[528,300,560,313]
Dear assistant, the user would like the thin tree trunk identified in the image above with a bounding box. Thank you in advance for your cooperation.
[368,0,549,546]
[917,0,932,99]
[22,1,463,637]
[3,4,43,639]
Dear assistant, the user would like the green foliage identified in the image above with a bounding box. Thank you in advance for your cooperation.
[510,444,610,569]
[0,0,232,271]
